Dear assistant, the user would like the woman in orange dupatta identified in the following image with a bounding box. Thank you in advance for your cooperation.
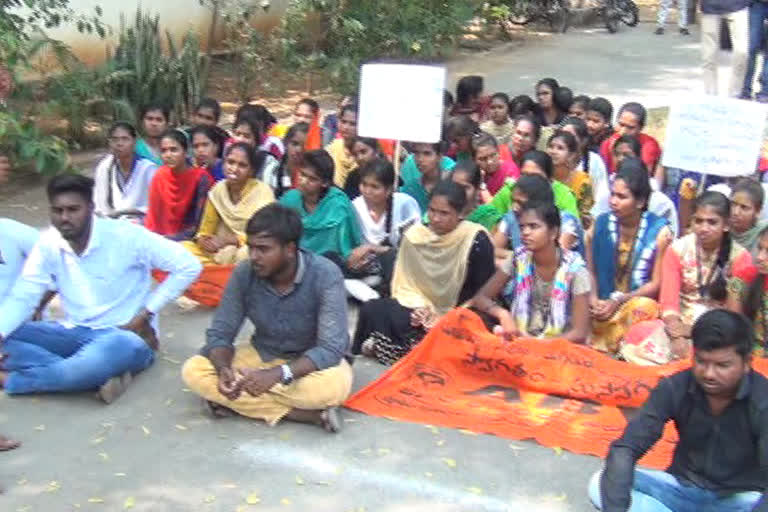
[144,129,213,241]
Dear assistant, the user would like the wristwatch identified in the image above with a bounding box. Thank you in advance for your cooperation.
[280,364,294,385]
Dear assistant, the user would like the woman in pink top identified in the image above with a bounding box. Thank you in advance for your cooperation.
[472,132,519,202]
[620,191,751,365]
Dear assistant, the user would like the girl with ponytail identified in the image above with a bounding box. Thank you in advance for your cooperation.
[621,191,753,364]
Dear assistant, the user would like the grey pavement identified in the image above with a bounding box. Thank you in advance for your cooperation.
[0,20,715,511]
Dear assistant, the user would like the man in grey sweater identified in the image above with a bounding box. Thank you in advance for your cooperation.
[182,204,353,432]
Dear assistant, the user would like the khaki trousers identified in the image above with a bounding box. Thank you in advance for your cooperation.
[701,8,749,97]
[182,344,353,425]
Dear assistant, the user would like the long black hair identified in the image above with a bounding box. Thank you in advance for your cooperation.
[745,225,768,323]
[561,116,590,171]
[693,191,732,302]
[359,158,396,242]
[275,122,310,198]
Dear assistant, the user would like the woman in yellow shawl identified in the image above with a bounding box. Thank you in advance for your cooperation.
[352,179,495,365]
[182,143,275,264]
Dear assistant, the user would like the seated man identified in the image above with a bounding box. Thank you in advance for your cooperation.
[0,174,201,403]
[589,309,768,512]
[182,204,353,432]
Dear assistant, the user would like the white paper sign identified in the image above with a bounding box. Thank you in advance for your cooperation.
[357,63,446,143]
[662,96,768,177]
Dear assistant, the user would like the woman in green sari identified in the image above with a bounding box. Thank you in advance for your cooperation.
[730,177,768,252]
[451,161,503,232]
[279,149,362,263]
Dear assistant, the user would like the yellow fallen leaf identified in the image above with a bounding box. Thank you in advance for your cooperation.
[162,356,181,364]
[124,496,135,509]
[98,452,109,461]
[87,497,104,503]
[466,486,483,495]
[459,429,479,436]
[222,483,237,489]
[295,475,305,485]
[16,506,31,512]
[357,508,367,512]
[46,481,61,492]
[164,398,174,406]
[424,425,439,435]
[175,424,188,431]
[236,507,247,512]
[166,332,175,339]
[343,418,357,423]
[441,457,457,468]
[141,425,150,436]
[281,498,292,505]
[552,446,564,456]
[436,439,445,447]
[377,448,391,455]
[203,494,216,503]
[359,448,372,455]
[508,443,526,451]
[246,493,261,505]
[424,472,433,478]
[182,388,191,392]
[552,492,567,502]
[91,437,105,445]
[16,478,27,485]
[114,472,127,477]
[278,432,292,440]
[34,425,45,431]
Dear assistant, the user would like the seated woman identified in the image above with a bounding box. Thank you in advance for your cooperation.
[349,158,421,295]
[501,115,541,168]
[560,116,610,218]
[269,122,309,198]
[585,97,614,153]
[451,161,503,231]
[190,124,228,182]
[613,139,680,236]
[472,132,519,199]
[275,98,322,150]
[472,201,591,342]
[144,129,213,241]
[491,149,580,219]
[279,149,361,266]
[93,121,158,222]
[568,94,590,120]
[493,173,584,262]
[445,115,479,164]
[622,192,751,364]
[534,78,566,128]
[399,141,455,198]
[548,130,594,228]
[450,75,486,122]
[324,103,358,187]
[729,176,768,251]
[400,142,453,213]
[352,180,495,364]
[233,104,284,159]
[599,102,661,174]
[587,159,673,356]
[480,93,513,145]
[344,137,383,200]
[232,115,281,182]
[728,224,768,352]
[181,142,275,265]
[135,103,169,165]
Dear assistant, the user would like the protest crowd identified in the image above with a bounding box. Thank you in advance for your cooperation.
[5,5,768,507]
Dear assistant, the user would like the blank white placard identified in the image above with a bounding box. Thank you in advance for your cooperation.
[357,63,446,143]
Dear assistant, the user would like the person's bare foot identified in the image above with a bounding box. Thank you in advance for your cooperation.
[284,407,342,433]
[0,434,20,451]
[320,407,342,433]
[202,400,236,419]
[97,371,132,404]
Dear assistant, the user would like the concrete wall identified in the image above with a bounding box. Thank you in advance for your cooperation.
[43,0,288,66]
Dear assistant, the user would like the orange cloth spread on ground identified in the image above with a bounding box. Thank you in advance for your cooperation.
[345,308,768,468]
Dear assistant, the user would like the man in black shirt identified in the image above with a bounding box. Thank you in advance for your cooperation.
[589,309,768,512]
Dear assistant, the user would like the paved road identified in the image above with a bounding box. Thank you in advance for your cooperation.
[0,20,713,512]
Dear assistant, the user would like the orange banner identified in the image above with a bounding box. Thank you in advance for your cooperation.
[345,308,768,469]
[153,265,234,308]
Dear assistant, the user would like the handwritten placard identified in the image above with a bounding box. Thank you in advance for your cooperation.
[357,63,446,143]
[662,97,768,176]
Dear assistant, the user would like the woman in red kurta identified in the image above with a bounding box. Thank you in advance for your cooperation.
[145,130,212,241]
[599,102,661,174]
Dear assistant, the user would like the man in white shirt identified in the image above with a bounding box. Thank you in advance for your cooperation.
[0,174,201,403]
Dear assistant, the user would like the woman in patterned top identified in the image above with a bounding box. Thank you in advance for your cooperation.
[548,130,594,229]
[727,224,768,354]
[472,200,591,342]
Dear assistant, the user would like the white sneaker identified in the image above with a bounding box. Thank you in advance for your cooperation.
[344,279,380,302]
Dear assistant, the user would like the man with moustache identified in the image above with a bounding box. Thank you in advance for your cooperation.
[589,309,768,511]
[0,174,201,403]
[182,203,353,432]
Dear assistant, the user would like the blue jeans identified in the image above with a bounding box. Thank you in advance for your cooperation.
[1,322,154,394]
[742,2,768,98]
[588,469,761,512]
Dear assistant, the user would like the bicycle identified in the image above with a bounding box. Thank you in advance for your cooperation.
[599,0,639,33]
[498,0,571,34]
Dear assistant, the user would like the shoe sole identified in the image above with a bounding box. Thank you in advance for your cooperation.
[98,371,132,404]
